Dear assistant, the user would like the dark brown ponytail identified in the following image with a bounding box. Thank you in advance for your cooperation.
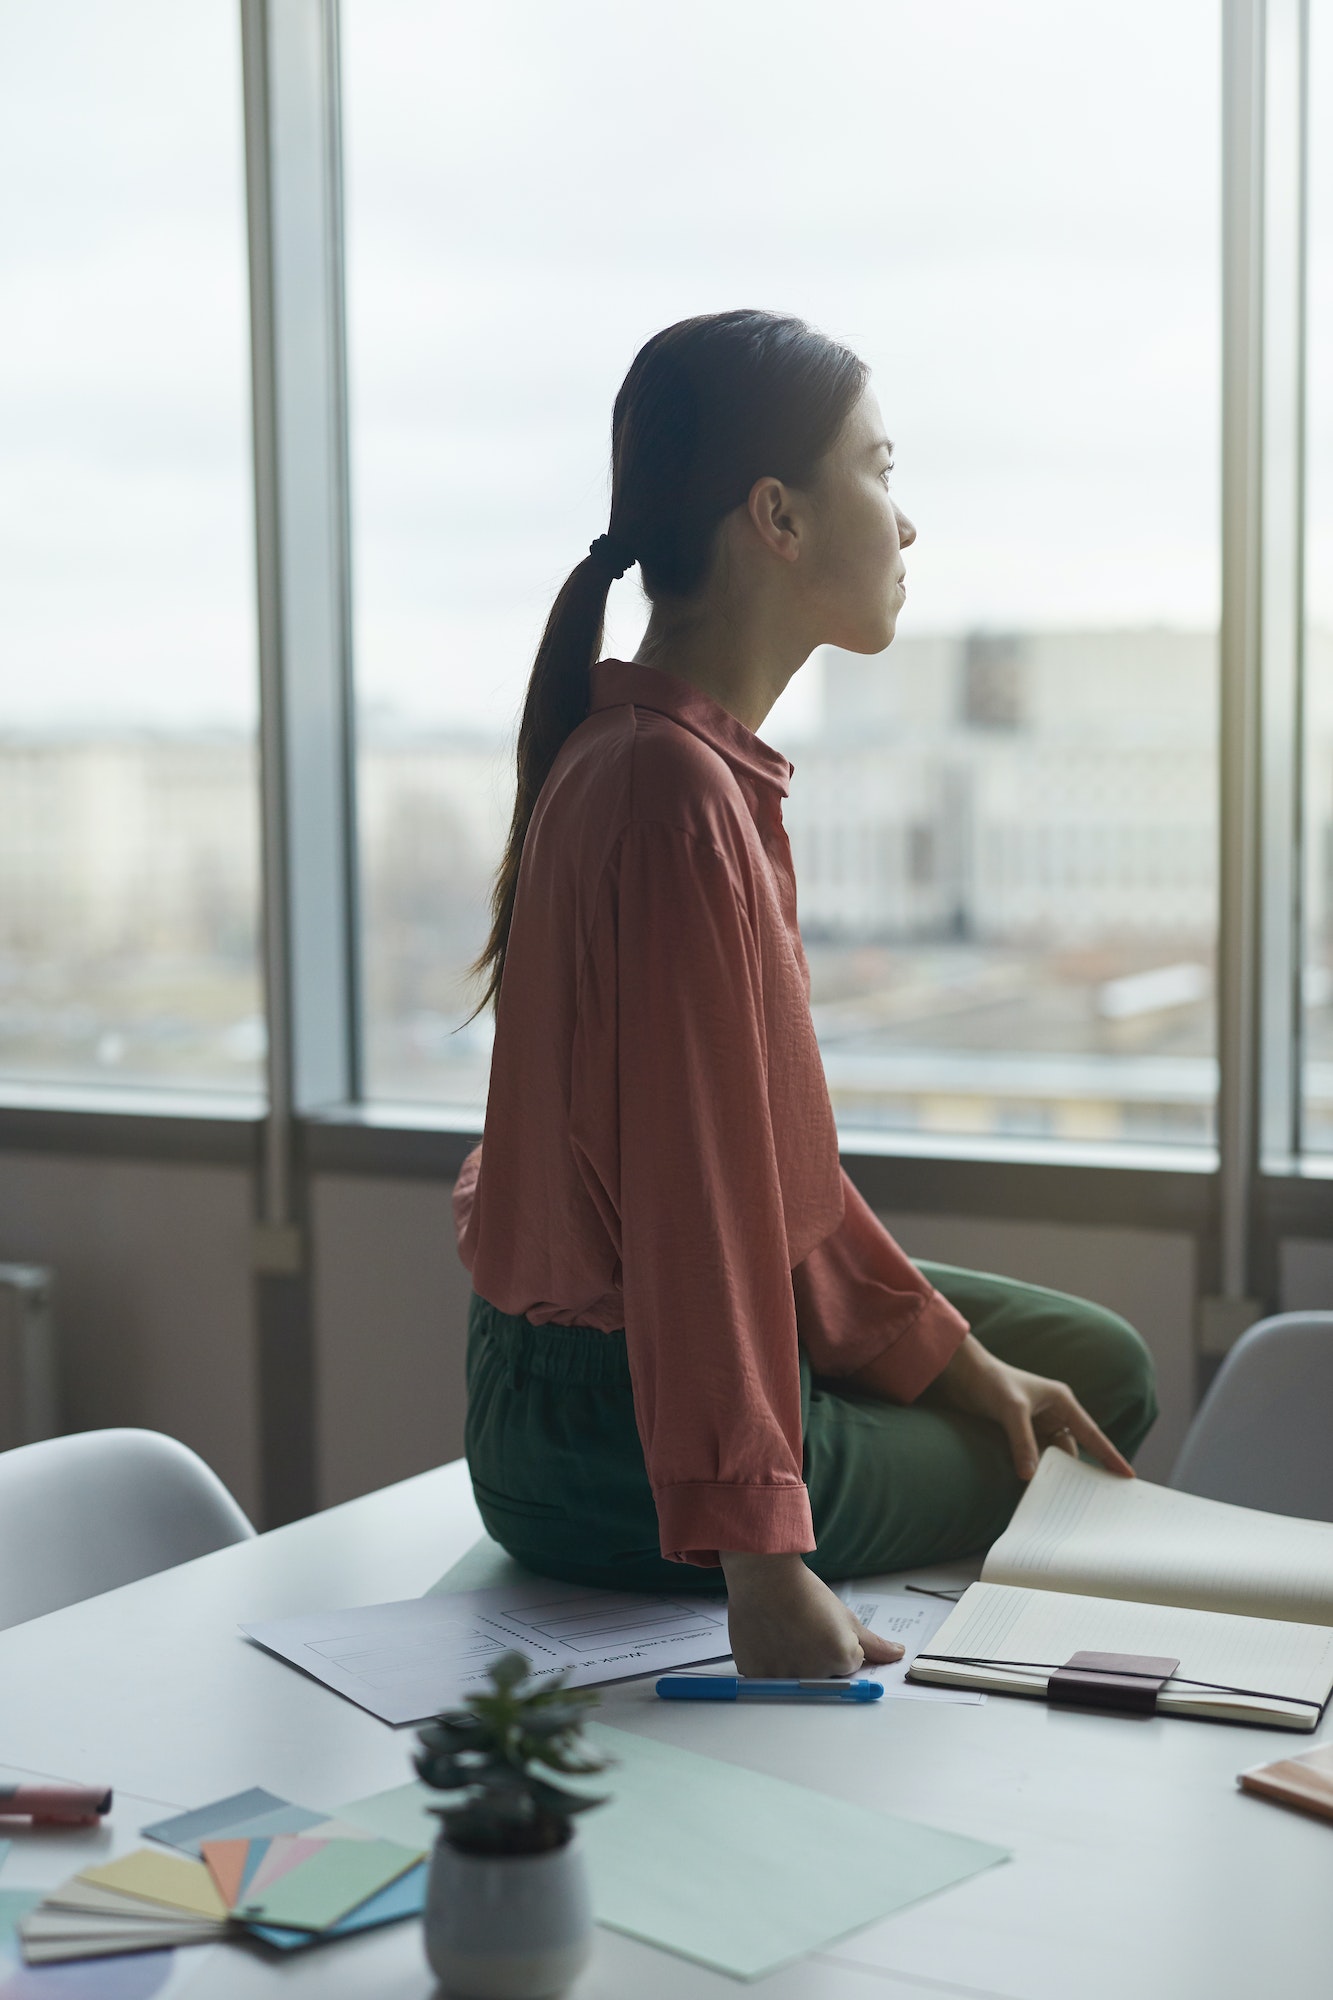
[472,309,868,1010]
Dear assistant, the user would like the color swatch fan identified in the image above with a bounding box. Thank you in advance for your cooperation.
[17,1788,431,1966]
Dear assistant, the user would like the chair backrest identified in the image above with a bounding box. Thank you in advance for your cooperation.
[0,1427,256,1631]
[1170,1311,1333,1520]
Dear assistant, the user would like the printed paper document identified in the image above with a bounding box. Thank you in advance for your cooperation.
[243,1576,731,1725]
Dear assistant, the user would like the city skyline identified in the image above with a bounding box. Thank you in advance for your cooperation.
[5,621,1331,1148]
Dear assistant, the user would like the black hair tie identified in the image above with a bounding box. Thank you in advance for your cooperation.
[588,533,636,581]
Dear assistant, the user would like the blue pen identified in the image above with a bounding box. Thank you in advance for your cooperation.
[655,1675,883,1702]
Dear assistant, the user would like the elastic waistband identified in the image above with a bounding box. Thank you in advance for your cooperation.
[469,1293,631,1387]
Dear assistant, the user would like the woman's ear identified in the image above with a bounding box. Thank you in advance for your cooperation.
[746,476,801,564]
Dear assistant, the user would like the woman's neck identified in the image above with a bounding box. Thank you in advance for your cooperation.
[632,601,810,736]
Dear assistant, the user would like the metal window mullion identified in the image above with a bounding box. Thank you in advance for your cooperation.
[240,0,358,1523]
[241,2,296,1231]
[1257,0,1311,1175]
[323,0,364,1106]
[1291,0,1310,1155]
[243,0,358,1145]
[1217,0,1266,1305]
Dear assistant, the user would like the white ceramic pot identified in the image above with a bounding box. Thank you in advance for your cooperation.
[423,1828,594,1999]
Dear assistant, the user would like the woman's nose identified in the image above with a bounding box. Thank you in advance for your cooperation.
[895,507,917,549]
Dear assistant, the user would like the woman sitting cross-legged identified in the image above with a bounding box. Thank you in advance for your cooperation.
[454,308,1158,1680]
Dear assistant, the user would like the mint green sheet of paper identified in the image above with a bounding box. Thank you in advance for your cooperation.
[0,1888,41,1952]
[339,1782,438,1850]
[579,1721,1008,1980]
[238,1837,424,1933]
[343,1727,1007,1981]
[0,1888,43,1962]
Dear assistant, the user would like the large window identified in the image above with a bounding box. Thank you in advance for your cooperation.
[1305,0,1333,1150]
[343,0,1221,1143]
[13,0,1326,1186]
[0,2,261,1094]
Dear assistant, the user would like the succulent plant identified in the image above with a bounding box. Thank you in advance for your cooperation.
[414,1651,613,1857]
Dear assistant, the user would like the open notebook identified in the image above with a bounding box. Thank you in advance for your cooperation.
[907,1450,1333,1729]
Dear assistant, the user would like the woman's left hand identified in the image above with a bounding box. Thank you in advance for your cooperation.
[929,1334,1134,1483]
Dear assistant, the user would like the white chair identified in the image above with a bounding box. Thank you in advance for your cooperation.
[0,1427,256,1631]
[1170,1311,1333,1521]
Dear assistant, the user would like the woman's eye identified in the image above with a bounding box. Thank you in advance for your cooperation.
[879,460,895,488]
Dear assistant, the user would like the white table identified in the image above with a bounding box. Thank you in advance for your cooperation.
[2,1460,1330,2000]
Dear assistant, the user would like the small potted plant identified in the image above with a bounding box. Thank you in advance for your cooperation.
[414,1650,613,1999]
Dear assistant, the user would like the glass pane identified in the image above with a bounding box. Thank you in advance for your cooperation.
[346,0,1220,1143]
[1304,0,1333,1150]
[0,3,261,1095]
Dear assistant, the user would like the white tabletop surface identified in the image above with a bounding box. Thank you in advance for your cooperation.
[2,1458,1330,2000]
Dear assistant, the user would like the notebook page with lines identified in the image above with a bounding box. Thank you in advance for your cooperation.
[979,1450,1333,1626]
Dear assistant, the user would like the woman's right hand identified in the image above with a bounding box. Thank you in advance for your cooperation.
[719,1551,905,1678]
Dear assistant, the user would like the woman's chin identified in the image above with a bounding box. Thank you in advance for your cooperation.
[872,608,902,651]
[828,610,900,656]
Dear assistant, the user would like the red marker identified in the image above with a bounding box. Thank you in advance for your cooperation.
[0,1783,112,1824]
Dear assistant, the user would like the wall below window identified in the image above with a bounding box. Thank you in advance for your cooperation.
[0,1151,262,1519]
[311,1173,473,1509]
[0,1146,1318,1528]
[1279,1238,1333,1310]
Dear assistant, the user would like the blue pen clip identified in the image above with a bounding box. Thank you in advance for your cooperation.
[656,1675,883,1702]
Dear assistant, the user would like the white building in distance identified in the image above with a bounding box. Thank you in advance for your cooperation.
[787,629,1225,945]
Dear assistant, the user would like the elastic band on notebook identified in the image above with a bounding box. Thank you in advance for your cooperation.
[911,1652,1326,1714]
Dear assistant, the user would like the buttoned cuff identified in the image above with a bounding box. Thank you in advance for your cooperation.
[654,1479,817,1568]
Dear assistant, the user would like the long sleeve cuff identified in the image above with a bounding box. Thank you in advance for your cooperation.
[654,1479,817,1569]
[851,1286,970,1404]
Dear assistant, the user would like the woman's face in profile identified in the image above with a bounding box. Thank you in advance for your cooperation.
[805,386,916,657]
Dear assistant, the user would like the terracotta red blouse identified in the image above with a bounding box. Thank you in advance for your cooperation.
[454,659,968,1566]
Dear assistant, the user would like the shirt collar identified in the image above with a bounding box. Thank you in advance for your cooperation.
[589,659,792,799]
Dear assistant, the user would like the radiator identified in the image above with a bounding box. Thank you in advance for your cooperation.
[0,1265,57,1451]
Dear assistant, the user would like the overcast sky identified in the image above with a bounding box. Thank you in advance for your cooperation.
[1,0,1324,734]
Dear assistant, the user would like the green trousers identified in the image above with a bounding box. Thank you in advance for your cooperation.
[464,1263,1159,1592]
